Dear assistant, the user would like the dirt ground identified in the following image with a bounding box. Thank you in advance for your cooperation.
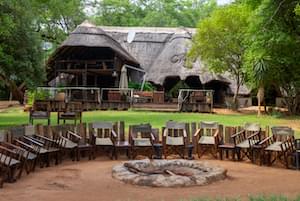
[1,158,300,201]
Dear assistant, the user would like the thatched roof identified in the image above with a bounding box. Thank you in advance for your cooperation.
[48,21,139,66]
[101,26,250,95]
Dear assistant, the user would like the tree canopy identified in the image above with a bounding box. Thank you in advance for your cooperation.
[93,0,217,27]
[0,0,44,103]
[244,0,300,114]
[189,4,251,107]
[0,0,86,102]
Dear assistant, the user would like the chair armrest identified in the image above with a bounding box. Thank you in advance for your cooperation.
[259,136,272,146]
[35,135,55,143]
[111,130,118,138]
[213,130,219,138]
[1,142,27,153]
[67,130,82,140]
[163,129,168,137]
[193,129,201,137]
[231,129,245,138]
[0,145,19,158]
[23,136,44,147]
[247,131,260,140]
[150,133,156,141]
[183,130,187,138]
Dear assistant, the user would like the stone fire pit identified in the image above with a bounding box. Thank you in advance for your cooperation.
[112,159,227,187]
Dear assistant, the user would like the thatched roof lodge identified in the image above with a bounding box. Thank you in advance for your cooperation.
[47,21,250,106]
[100,26,250,104]
[47,21,139,88]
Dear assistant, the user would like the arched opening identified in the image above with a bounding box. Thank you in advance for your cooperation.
[163,76,181,92]
[204,80,230,106]
[185,76,202,89]
[163,76,182,101]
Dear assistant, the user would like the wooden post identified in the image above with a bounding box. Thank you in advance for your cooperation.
[185,123,190,145]
[119,121,125,142]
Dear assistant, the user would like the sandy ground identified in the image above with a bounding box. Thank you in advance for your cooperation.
[1,157,300,201]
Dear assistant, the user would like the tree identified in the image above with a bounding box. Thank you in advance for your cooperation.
[93,0,217,27]
[0,0,44,103]
[189,4,251,108]
[244,0,300,115]
[31,0,86,45]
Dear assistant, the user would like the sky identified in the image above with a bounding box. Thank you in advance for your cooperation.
[217,0,233,5]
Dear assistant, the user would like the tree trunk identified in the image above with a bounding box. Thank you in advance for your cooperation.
[257,85,264,116]
[0,74,25,104]
[233,79,240,110]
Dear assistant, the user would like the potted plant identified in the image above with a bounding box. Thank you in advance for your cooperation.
[55,84,66,101]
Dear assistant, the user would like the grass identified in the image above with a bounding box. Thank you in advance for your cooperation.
[0,107,300,137]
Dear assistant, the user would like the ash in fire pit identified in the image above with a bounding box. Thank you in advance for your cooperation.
[112,159,227,187]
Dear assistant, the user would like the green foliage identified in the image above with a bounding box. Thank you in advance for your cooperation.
[243,0,300,114]
[167,81,189,98]
[93,0,217,27]
[26,89,51,106]
[128,81,155,91]
[189,4,251,104]
[0,0,45,103]
[31,0,86,45]
[295,4,300,16]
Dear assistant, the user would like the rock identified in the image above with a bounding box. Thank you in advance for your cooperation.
[112,159,227,187]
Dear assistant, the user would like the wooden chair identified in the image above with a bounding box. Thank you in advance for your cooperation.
[51,124,78,161]
[231,123,262,161]
[129,124,156,159]
[22,125,60,167]
[58,102,83,124]
[59,123,94,161]
[193,121,222,158]
[113,121,131,160]
[218,126,237,160]
[0,141,32,178]
[29,101,51,125]
[162,121,188,159]
[260,126,294,167]
[280,137,297,169]
[89,122,118,159]
[0,145,22,184]
[14,139,40,172]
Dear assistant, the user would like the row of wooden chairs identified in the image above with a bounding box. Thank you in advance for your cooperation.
[0,121,299,188]
[29,101,83,125]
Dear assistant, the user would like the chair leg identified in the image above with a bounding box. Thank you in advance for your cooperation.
[219,149,223,160]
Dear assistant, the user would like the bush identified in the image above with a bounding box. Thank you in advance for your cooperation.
[26,89,51,106]
[128,81,155,91]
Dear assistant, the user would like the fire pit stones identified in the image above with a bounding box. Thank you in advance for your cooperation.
[112,159,227,187]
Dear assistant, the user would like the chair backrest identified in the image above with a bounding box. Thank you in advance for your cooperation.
[165,121,187,137]
[199,121,219,136]
[10,126,25,140]
[281,137,296,153]
[244,123,260,132]
[33,101,51,111]
[89,122,114,138]
[271,126,294,142]
[0,130,7,142]
[224,126,236,144]
[130,124,153,140]
[24,125,36,136]
[243,123,261,137]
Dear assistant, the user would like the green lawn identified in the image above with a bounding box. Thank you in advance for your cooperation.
[1,107,300,137]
